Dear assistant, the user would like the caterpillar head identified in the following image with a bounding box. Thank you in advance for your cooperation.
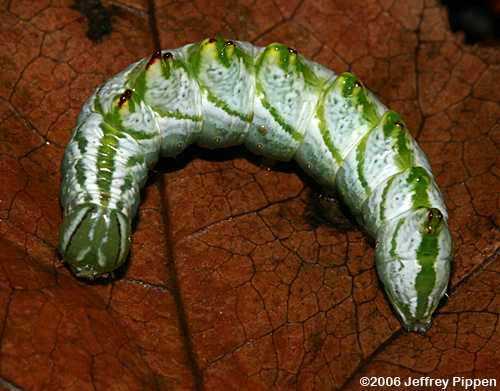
[375,207,453,333]
[58,204,131,279]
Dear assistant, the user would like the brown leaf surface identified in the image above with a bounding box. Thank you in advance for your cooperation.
[0,0,498,389]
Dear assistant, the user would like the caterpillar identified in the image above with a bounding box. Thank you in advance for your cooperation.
[58,37,453,332]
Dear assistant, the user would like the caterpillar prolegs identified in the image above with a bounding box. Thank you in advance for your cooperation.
[59,37,453,332]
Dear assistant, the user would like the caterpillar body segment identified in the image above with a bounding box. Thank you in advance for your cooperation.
[128,47,203,157]
[188,38,255,149]
[246,43,321,161]
[335,111,432,218]
[59,38,453,331]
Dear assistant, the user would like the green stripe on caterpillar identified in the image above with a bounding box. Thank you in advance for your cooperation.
[59,37,453,332]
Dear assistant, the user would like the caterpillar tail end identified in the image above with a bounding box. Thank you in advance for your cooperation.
[375,207,454,333]
[58,204,131,279]
[404,320,432,334]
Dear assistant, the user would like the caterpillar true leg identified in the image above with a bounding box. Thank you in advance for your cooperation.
[59,37,453,331]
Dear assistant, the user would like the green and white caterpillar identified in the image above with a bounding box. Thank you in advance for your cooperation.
[59,38,453,332]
